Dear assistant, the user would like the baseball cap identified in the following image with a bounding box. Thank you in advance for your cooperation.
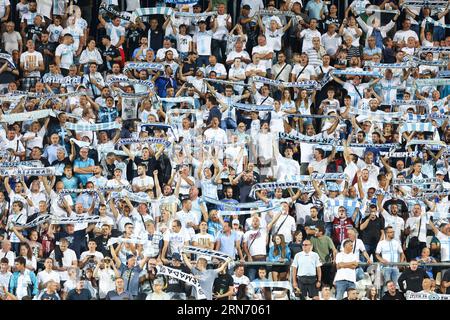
[436,170,445,175]
[232,219,240,225]
[369,203,377,209]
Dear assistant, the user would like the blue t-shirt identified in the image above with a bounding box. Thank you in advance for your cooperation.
[73,157,95,186]
[216,230,238,257]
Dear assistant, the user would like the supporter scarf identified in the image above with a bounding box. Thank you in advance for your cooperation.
[203,78,250,87]
[419,47,450,54]
[250,182,314,198]
[0,160,41,167]
[65,121,122,132]
[42,76,81,85]
[0,109,57,123]
[218,206,279,216]
[379,151,419,157]
[117,92,149,99]
[405,291,450,300]
[365,8,400,14]
[105,76,154,89]
[15,214,100,228]
[201,196,267,209]
[326,199,361,209]
[415,78,450,87]
[403,0,448,7]
[99,2,131,21]
[116,137,171,147]
[233,103,274,112]
[405,113,450,121]
[425,17,450,28]
[285,114,337,119]
[123,62,165,73]
[59,187,122,195]
[252,76,321,89]
[279,132,338,144]
[70,138,93,149]
[181,246,231,261]
[130,7,173,22]
[140,123,176,138]
[399,122,436,134]
[165,0,199,4]
[392,178,441,185]
[349,142,400,149]
[0,53,16,69]
[331,70,383,78]
[393,99,429,106]
[311,173,348,181]
[156,265,207,300]
[364,61,411,69]
[407,139,446,147]
[0,167,58,177]
[160,97,195,106]
[111,189,158,204]
[258,9,296,18]
[437,70,450,78]
[174,11,218,18]
[405,56,448,67]
[349,108,403,121]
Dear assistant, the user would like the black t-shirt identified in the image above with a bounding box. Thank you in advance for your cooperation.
[359,215,385,245]
[95,235,112,258]
[381,291,405,300]
[443,269,450,294]
[134,156,157,176]
[206,106,222,126]
[101,45,121,70]
[149,28,164,53]
[55,230,87,258]
[305,217,325,234]
[238,181,255,203]
[165,264,191,293]
[26,25,43,42]
[182,62,196,74]
[213,272,234,300]
[126,27,146,53]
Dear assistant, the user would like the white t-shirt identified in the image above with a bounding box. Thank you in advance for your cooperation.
[20,51,44,77]
[193,31,213,56]
[62,25,83,51]
[176,34,192,54]
[269,214,296,244]
[213,13,231,40]
[96,268,116,299]
[334,251,358,283]
[375,239,403,263]
[300,29,321,52]
[163,229,190,256]
[50,248,77,281]
[243,228,268,257]
[37,269,61,287]
[252,44,273,69]
[291,63,316,81]
[55,43,75,70]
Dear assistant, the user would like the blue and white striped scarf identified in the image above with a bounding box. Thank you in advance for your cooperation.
[407,139,446,147]
[279,132,338,144]
[331,69,383,78]
[131,7,173,23]
[419,47,450,54]
[116,137,171,147]
[204,78,250,87]
[425,17,450,28]
[159,97,195,106]
[250,182,314,198]
[364,61,411,69]
[393,99,428,106]
[0,53,16,69]
[65,121,122,132]
[399,122,436,134]
[379,151,419,157]
[0,160,41,167]
[165,0,199,4]
[326,198,361,209]
[233,102,274,112]
[0,109,57,123]
[258,9,296,18]
[392,178,441,185]
[415,78,450,87]
[202,196,267,209]
[123,62,165,73]
[252,76,320,89]
[349,108,403,121]
[99,2,131,21]
[437,70,450,78]
[0,167,58,177]
[106,76,154,89]
[174,11,218,18]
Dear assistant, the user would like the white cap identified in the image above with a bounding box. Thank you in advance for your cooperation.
[232,219,240,225]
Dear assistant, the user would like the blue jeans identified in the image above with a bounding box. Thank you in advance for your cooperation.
[325,222,333,237]
[335,280,355,300]
[356,267,365,281]
[221,118,237,130]
[197,55,210,68]
[382,266,400,291]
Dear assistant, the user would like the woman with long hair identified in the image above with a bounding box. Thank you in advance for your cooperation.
[268,234,291,281]
[363,285,379,300]
[19,242,37,272]
[289,230,304,258]
[236,284,250,300]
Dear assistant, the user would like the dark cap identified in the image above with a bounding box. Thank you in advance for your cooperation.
[172,253,182,261]
[242,4,251,10]
[369,203,377,209]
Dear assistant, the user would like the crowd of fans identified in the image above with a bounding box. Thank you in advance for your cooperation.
[0,0,449,301]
